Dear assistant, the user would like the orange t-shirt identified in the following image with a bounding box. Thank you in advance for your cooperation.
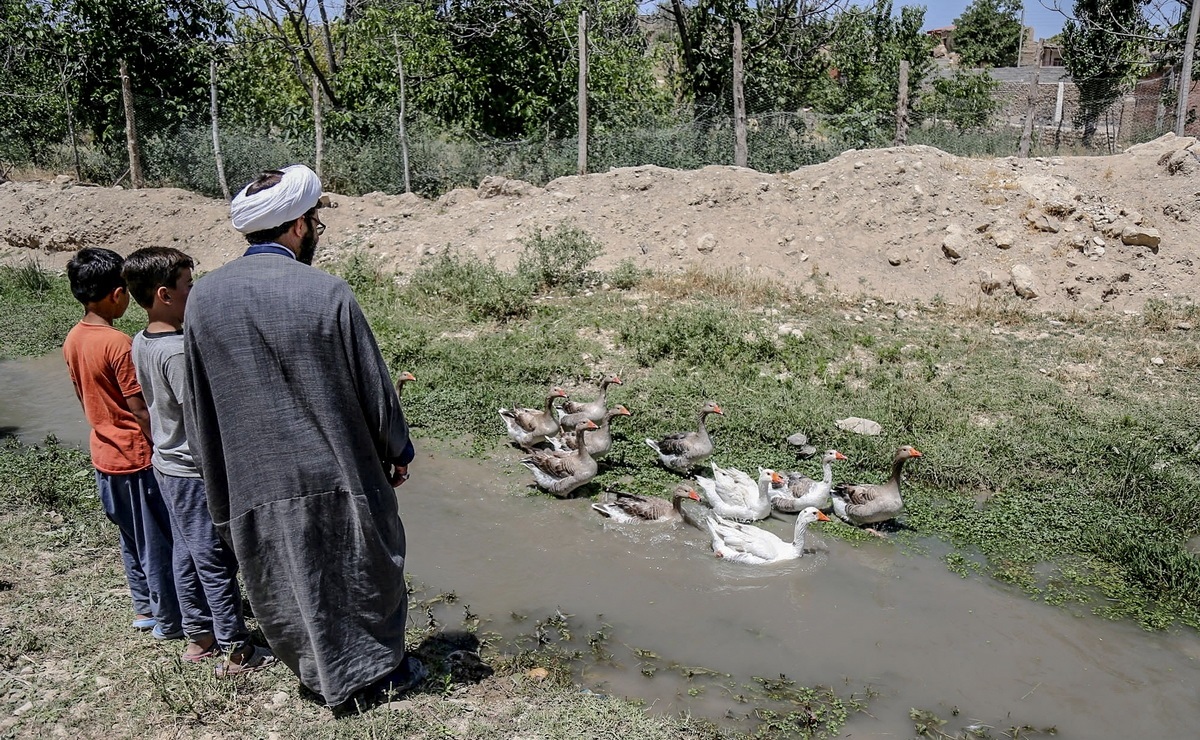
[62,322,152,475]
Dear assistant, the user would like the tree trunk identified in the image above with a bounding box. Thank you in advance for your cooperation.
[119,59,144,189]
[894,60,910,146]
[210,59,230,201]
[393,33,411,194]
[732,21,747,168]
[578,10,589,176]
[1018,59,1041,158]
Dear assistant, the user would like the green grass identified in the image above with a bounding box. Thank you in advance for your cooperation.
[4,255,1200,638]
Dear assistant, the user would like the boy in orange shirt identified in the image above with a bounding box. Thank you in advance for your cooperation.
[62,247,182,639]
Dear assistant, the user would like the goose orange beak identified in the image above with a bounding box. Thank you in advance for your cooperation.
[712,405,724,415]
[816,511,831,521]
[686,489,701,501]
[611,376,623,384]
[770,471,784,484]
[910,448,923,457]
[834,451,847,460]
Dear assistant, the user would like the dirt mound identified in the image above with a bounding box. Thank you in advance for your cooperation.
[4,135,1199,313]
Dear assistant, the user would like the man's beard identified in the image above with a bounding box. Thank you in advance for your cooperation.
[297,230,318,265]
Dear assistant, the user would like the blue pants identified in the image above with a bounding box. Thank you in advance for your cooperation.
[96,468,181,632]
[155,471,249,651]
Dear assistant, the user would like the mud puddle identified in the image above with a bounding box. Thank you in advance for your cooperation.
[4,352,1199,736]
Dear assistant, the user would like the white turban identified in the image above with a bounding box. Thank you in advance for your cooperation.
[230,164,323,234]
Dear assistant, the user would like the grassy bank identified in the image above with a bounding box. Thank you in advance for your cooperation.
[2,238,1199,735]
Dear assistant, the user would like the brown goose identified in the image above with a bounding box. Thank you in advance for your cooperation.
[547,405,631,459]
[831,445,922,531]
[520,419,600,498]
[770,449,848,514]
[591,484,701,523]
[558,374,623,425]
[644,400,724,472]
[395,370,416,399]
[499,387,569,448]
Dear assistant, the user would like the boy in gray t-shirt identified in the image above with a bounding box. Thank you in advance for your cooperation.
[125,247,276,677]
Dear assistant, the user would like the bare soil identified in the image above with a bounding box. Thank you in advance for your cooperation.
[4,135,1200,313]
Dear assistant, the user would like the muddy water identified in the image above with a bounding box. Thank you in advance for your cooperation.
[4,353,1200,737]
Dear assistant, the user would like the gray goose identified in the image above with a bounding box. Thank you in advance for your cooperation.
[770,449,848,514]
[499,387,569,448]
[395,370,416,399]
[520,419,600,498]
[591,484,701,523]
[644,400,724,472]
[558,374,623,426]
[831,445,922,533]
[547,405,631,459]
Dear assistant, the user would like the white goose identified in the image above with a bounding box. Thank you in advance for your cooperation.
[770,449,848,514]
[705,506,831,565]
[694,464,777,522]
[499,387,568,448]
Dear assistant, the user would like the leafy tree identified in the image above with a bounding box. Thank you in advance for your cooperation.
[952,0,1022,68]
[1061,0,1149,143]
[813,0,933,146]
[916,68,1002,130]
[0,1,69,164]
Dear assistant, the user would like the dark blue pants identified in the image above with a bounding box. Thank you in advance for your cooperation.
[96,468,181,632]
[155,472,249,651]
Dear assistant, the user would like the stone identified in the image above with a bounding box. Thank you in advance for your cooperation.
[1165,149,1199,176]
[835,417,883,436]
[383,700,414,712]
[52,174,73,187]
[527,667,550,680]
[991,229,1016,249]
[437,187,477,207]
[1025,210,1061,233]
[1120,225,1161,250]
[12,702,33,717]
[979,269,1005,295]
[1177,321,1194,330]
[476,175,541,198]
[942,232,967,260]
[1010,264,1040,299]
[786,432,808,447]
[1151,357,1165,365]
[271,691,289,706]
[888,253,903,266]
[696,233,717,254]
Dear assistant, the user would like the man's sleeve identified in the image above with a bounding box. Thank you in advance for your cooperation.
[340,288,412,465]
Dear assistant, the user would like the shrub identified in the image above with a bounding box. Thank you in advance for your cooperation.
[607,259,648,290]
[407,250,533,322]
[516,222,603,292]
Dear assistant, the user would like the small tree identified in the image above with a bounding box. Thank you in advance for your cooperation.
[1061,0,1148,144]
[953,0,1022,68]
[918,69,1002,130]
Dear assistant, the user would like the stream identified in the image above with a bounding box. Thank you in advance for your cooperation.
[2,352,1198,737]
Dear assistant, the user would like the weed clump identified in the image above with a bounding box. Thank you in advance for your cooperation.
[407,250,534,322]
[516,221,602,292]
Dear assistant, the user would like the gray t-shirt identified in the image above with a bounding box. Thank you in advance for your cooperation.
[131,329,198,477]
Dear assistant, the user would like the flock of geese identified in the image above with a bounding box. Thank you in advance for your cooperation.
[497,376,924,566]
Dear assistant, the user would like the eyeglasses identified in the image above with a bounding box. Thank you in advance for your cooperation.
[307,213,326,236]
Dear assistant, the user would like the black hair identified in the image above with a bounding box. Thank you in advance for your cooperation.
[122,247,195,309]
[67,248,125,304]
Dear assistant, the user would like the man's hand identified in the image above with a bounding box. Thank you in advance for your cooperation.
[388,464,410,488]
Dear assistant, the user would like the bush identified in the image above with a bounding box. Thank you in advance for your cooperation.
[607,259,648,290]
[516,222,603,292]
[407,250,534,322]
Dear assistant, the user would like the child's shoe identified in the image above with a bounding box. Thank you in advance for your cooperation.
[152,624,185,640]
[131,615,156,631]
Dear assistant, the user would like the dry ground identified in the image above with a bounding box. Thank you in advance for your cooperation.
[4,136,1200,315]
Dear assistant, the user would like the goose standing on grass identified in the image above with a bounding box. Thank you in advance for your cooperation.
[499,387,569,449]
[548,405,632,459]
[394,371,416,399]
[645,400,724,472]
[591,484,702,523]
[558,374,623,426]
[695,464,777,521]
[705,506,831,565]
[521,419,600,498]
[831,445,922,534]
[770,450,848,514]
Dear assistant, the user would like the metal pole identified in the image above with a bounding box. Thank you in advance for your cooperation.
[1175,0,1200,135]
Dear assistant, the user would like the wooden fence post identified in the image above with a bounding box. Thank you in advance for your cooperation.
[732,21,747,167]
[313,75,324,180]
[1018,57,1041,158]
[210,59,230,200]
[577,10,588,176]
[119,59,144,189]
[894,59,910,146]
[392,33,412,193]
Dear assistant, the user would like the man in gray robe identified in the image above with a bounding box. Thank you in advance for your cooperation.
[182,164,422,707]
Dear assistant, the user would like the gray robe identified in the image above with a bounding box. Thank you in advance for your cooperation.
[182,253,412,706]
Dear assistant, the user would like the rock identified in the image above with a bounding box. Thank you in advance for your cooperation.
[52,174,73,187]
[696,233,717,254]
[437,187,477,207]
[1016,173,1079,215]
[979,269,1005,295]
[1163,148,1200,175]
[895,309,908,319]
[476,175,541,198]
[887,253,903,266]
[797,445,817,458]
[1083,243,1106,259]
[991,229,1016,249]
[1010,264,1040,299]
[1151,357,1165,365]
[527,667,550,680]
[835,417,883,436]
[942,232,967,260]
[383,700,414,712]
[1025,210,1061,233]
[786,432,808,447]
[12,702,33,716]
[1177,321,1194,330]
[271,691,289,706]
[1120,225,1161,250]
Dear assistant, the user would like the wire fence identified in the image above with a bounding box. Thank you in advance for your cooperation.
[2,60,1183,200]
